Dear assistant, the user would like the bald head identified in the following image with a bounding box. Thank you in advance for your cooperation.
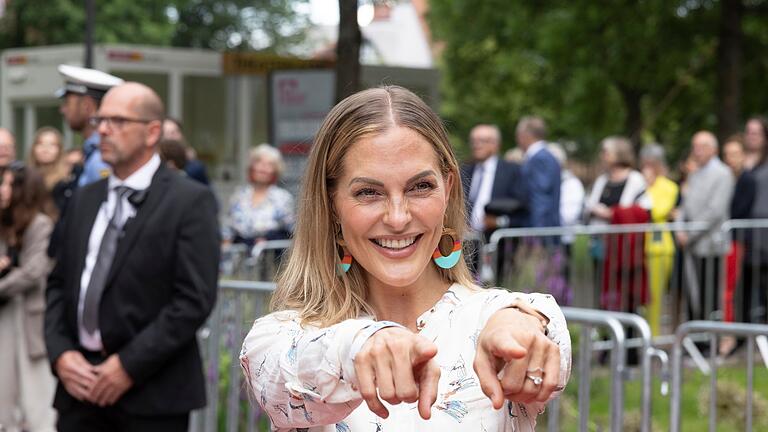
[97,82,165,179]
[112,82,165,121]
[0,128,17,167]
[691,130,718,166]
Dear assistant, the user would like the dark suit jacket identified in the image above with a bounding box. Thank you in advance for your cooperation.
[184,159,210,185]
[44,164,220,416]
[461,158,528,229]
[522,148,561,228]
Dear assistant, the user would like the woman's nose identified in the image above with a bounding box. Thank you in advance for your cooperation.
[383,196,411,230]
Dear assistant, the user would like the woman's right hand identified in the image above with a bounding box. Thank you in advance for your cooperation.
[354,327,440,420]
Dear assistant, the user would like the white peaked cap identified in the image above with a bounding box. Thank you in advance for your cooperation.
[55,64,124,99]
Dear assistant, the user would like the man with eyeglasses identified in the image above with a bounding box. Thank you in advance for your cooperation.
[57,64,124,186]
[45,82,220,431]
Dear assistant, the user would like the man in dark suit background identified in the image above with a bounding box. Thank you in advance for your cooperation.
[45,82,220,431]
[461,124,527,280]
[462,124,528,235]
[516,116,561,230]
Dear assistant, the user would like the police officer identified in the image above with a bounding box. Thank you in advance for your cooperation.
[57,64,123,186]
[48,65,123,258]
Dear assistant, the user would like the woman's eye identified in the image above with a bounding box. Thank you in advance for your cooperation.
[354,188,380,198]
[411,181,435,192]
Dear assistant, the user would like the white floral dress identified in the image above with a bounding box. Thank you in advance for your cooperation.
[240,284,571,431]
[223,185,295,241]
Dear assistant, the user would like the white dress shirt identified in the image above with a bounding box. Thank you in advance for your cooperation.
[469,155,498,231]
[560,170,585,244]
[78,154,161,350]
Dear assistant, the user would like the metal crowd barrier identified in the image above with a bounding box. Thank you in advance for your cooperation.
[547,307,626,432]
[220,240,291,281]
[190,279,275,432]
[486,220,768,335]
[722,219,768,325]
[669,321,768,432]
[546,307,665,432]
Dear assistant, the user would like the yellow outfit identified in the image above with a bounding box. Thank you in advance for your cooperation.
[645,176,679,335]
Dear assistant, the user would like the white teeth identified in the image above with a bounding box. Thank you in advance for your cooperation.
[375,236,416,249]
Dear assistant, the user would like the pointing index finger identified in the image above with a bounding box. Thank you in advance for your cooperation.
[474,349,504,409]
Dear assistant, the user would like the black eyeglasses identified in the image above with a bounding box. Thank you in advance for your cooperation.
[88,116,155,130]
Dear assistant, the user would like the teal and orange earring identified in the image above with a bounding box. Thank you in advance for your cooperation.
[432,227,461,269]
[337,239,353,274]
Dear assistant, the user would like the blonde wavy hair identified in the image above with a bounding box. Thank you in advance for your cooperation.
[271,86,476,326]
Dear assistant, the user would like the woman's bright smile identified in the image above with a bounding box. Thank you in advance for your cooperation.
[333,125,452,289]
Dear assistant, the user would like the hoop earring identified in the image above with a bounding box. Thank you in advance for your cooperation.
[432,227,461,269]
[337,239,353,274]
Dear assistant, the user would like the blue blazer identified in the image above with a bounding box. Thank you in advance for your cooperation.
[522,148,561,228]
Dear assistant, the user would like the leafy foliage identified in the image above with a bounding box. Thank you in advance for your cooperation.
[0,0,309,54]
[0,0,174,48]
[429,0,768,161]
[171,0,309,53]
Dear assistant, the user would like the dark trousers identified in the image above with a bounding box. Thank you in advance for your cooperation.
[57,401,189,432]
[687,256,722,321]
[742,262,768,323]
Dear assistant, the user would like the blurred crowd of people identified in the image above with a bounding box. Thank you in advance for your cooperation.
[463,116,768,353]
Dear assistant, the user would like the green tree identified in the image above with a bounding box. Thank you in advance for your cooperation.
[0,0,175,49]
[429,0,768,161]
[0,0,310,54]
[170,0,309,53]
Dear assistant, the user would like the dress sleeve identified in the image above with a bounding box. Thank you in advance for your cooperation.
[240,310,399,428]
[479,291,572,399]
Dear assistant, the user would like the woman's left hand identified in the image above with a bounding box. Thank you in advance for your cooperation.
[473,308,560,408]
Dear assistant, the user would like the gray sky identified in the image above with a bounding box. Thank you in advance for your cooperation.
[309,0,339,25]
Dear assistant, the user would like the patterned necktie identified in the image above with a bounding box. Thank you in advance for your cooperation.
[82,186,135,334]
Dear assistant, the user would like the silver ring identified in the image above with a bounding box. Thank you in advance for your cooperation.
[526,367,545,375]
[526,374,543,386]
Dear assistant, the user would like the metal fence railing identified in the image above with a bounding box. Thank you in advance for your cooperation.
[190,279,275,432]
[669,321,768,432]
[220,240,290,281]
[546,307,667,432]
[486,220,768,339]
[547,307,627,432]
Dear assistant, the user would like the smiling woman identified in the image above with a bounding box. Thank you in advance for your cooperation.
[240,86,571,431]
